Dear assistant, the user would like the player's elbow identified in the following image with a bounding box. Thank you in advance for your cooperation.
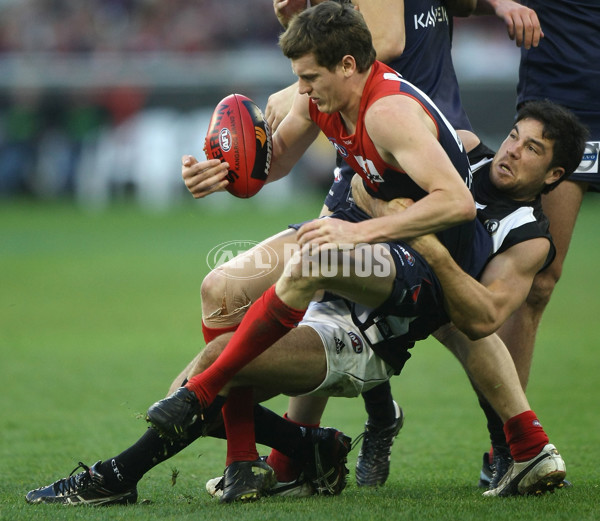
[377,38,406,64]
[464,202,477,222]
[453,196,477,224]
[461,317,502,341]
[453,304,502,339]
[447,0,477,17]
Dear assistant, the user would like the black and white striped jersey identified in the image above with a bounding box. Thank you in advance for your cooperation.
[472,158,555,271]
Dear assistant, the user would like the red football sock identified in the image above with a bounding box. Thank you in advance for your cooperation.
[266,413,320,482]
[185,285,306,407]
[223,387,258,466]
[202,322,239,344]
[503,410,549,462]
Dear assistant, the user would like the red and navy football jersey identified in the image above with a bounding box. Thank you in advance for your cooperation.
[309,60,472,202]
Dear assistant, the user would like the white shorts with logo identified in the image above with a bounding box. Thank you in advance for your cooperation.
[298,299,396,398]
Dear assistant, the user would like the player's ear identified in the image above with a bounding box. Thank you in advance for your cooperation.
[341,55,356,75]
[545,166,565,186]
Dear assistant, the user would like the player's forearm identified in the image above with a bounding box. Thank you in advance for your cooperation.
[417,245,503,339]
[356,191,476,243]
[446,0,477,16]
[473,0,509,15]
[268,117,319,183]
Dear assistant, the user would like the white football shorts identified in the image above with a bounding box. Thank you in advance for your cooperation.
[298,299,395,398]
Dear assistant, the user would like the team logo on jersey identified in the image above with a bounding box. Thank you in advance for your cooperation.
[399,245,415,266]
[484,219,500,235]
[328,138,348,158]
[334,336,345,354]
[413,6,448,30]
[347,331,363,353]
[575,142,599,174]
[333,167,342,183]
[366,171,385,183]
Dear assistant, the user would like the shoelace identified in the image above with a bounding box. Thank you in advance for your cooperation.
[350,431,365,452]
[53,462,92,495]
[311,443,341,495]
[352,425,396,464]
[309,432,351,495]
[352,427,394,451]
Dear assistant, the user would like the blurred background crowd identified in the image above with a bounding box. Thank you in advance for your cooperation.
[0,0,520,209]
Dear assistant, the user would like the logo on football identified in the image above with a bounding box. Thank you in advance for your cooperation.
[204,94,272,198]
[219,128,232,152]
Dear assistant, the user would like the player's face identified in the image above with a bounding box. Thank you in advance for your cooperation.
[491,118,562,201]
[292,54,348,114]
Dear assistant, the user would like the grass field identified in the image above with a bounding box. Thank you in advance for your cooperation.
[1,193,599,521]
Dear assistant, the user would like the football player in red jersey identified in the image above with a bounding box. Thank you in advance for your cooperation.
[149,3,579,500]
[192,0,547,492]
[25,98,586,505]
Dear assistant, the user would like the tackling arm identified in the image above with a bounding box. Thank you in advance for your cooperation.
[413,234,550,339]
[356,179,550,340]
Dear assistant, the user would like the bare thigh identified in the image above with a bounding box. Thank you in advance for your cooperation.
[231,326,327,396]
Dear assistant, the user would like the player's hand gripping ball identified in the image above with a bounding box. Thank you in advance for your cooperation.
[204,94,272,198]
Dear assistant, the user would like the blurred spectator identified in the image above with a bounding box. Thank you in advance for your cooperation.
[0,0,517,206]
[0,87,41,197]
[0,0,282,54]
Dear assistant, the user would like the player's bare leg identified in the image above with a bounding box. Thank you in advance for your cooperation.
[435,325,530,421]
[435,324,566,496]
[497,179,587,389]
[475,180,585,490]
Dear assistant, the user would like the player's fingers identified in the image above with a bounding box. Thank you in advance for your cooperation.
[501,12,516,42]
[529,11,543,47]
[270,113,284,133]
[181,155,198,167]
[515,12,537,48]
[185,168,229,198]
[299,235,328,250]
[265,102,279,130]
[297,225,329,247]
[182,158,221,180]
[193,180,229,199]
[508,8,543,49]
[190,180,229,199]
[296,219,320,238]
[502,13,522,45]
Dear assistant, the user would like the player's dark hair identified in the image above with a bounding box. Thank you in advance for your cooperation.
[279,1,376,73]
[516,100,589,193]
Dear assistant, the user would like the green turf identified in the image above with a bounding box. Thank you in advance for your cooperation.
[1,194,599,521]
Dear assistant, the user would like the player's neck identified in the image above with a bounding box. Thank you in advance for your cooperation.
[339,66,372,134]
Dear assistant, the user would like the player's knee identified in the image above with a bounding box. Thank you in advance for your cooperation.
[198,338,227,371]
[200,268,228,316]
[201,267,252,329]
